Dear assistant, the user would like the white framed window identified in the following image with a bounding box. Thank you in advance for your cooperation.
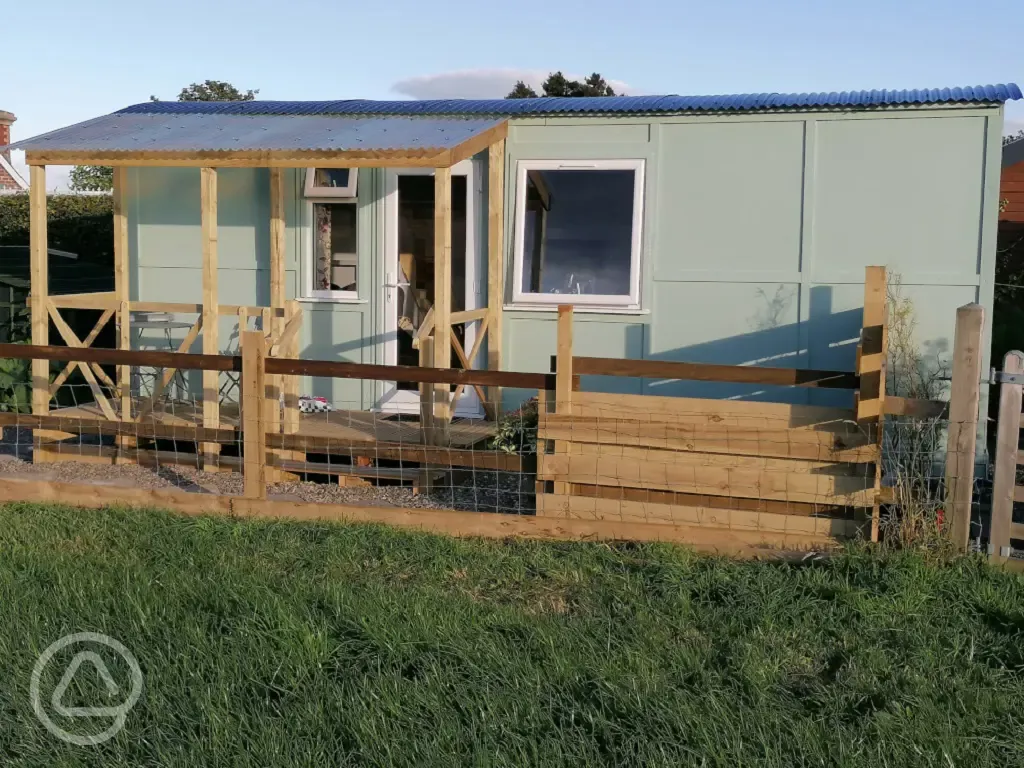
[512,159,645,309]
[304,167,358,198]
[303,168,360,301]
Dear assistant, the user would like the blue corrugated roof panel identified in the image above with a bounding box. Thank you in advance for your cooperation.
[8,114,504,154]
[112,84,1022,117]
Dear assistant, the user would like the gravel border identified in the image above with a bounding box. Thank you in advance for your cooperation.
[1,427,535,515]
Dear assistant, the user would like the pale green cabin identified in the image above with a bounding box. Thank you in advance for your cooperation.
[10,85,1021,416]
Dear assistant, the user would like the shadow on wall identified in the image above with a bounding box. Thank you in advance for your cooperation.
[579,286,859,408]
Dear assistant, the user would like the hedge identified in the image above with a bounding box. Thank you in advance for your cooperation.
[0,193,113,265]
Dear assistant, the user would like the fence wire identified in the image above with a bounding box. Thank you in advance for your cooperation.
[0,360,986,548]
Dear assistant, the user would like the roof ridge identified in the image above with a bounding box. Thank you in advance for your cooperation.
[112,84,1022,117]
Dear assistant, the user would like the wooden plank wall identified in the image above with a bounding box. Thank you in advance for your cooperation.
[536,291,882,543]
[536,390,875,538]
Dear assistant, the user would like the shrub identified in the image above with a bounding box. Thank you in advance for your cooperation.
[489,398,538,455]
[0,193,113,264]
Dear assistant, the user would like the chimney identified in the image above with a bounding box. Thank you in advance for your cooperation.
[0,111,15,163]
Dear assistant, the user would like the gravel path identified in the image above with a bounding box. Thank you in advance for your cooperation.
[1,428,535,514]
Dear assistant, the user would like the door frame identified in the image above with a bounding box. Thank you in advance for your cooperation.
[377,157,484,417]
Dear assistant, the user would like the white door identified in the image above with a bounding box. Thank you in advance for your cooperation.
[378,158,484,417]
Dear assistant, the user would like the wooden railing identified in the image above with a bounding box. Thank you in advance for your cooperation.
[0,339,553,497]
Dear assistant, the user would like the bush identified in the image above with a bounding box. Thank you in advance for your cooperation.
[0,193,113,264]
[489,398,538,455]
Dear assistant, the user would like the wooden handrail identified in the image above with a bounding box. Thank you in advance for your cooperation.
[0,342,240,372]
[37,294,286,317]
[0,342,554,390]
[265,357,553,390]
[567,356,860,389]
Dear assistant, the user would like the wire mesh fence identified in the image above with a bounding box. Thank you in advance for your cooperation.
[0,336,988,555]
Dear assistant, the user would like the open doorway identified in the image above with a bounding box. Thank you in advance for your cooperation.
[380,161,482,416]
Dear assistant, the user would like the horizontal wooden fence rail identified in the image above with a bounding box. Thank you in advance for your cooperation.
[570,356,861,389]
[0,342,240,372]
[0,412,522,473]
[263,358,554,390]
[34,295,288,317]
[0,343,555,391]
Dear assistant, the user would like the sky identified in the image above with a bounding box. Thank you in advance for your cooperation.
[3,0,1022,189]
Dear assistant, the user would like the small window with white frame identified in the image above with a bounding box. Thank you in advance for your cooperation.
[304,168,359,300]
[305,167,358,198]
[512,159,644,309]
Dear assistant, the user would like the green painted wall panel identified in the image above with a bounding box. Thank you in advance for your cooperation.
[502,313,646,408]
[812,116,987,283]
[135,168,200,269]
[653,121,805,279]
[648,281,804,401]
[299,305,368,408]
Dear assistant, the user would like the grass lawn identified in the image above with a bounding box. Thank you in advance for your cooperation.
[0,503,1023,767]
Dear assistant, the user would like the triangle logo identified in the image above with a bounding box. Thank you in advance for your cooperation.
[51,651,124,718]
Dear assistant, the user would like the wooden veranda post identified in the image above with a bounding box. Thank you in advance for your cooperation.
[945,303,985,550]
[241,329,267,499]
[267,168,287,477]
[990,350,1024,560]
[200,167,220,467]
[486,140,505,417]
[29,165,49,438]
[433,166,452,436]
[112,167,131,424]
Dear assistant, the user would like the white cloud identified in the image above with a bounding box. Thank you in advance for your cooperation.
[390,68,635,100]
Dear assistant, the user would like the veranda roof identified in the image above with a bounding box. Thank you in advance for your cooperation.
[6,113,508,168]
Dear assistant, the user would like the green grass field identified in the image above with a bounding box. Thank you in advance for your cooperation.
[1,502,1023,767]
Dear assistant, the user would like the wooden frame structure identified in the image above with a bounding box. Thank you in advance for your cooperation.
[24,122,510,458]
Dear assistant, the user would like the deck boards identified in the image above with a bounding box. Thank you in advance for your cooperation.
[50,402,495,449]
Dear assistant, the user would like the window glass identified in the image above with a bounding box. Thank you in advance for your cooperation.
[520,168,637,298]
[313,203,357,293]
[313,168,351,190]
[305,167,358,198]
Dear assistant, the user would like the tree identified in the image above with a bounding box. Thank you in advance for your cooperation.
[68,165,114,192]
[70,80,259,192]
[507,72,617,99]
[1005,129,1024,146]
[151,79,259,103]
[507,81,538,99]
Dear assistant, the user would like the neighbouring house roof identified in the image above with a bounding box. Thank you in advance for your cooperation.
[105,84,1022,117]
[0,153,27,191]
[1005,136,1024,168]
[4,114,507,166]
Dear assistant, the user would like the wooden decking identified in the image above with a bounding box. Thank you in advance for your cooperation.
[48,401,496,450]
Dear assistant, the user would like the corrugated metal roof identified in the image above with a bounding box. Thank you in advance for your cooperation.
[110,84,1023,117]
[7,113,504,154]
[1005,137,1024,168]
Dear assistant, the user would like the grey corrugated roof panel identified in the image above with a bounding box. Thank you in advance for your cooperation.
[103,84,1022,117]
[7,114,504,154]
[1004,133,1024,168]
